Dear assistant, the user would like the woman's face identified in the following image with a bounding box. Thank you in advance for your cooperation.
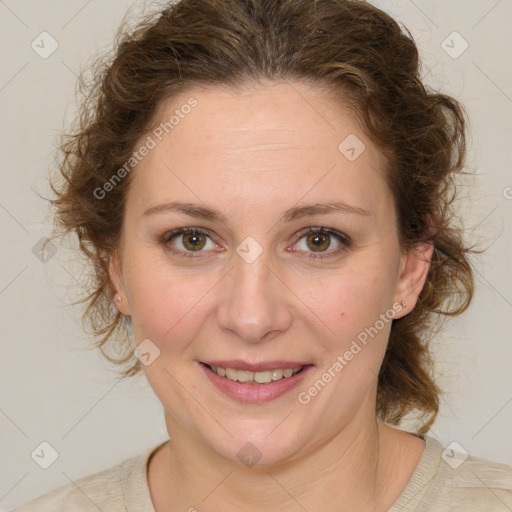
[111,81,430,465]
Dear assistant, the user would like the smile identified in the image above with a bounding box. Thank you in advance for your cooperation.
[208,364,304,384]
[199,361,314,403]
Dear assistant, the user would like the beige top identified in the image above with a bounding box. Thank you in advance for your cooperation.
[12,436,512,511]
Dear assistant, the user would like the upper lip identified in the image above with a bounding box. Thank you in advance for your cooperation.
[201,360,312,372]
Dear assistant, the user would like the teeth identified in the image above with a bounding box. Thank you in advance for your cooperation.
[210,365,304,384]
[226,367,237,380]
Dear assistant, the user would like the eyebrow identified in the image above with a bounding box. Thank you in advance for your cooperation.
[143,200,372,223]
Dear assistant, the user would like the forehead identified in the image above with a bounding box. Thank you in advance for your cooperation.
[128,81,391,220]
[151,81,367,158]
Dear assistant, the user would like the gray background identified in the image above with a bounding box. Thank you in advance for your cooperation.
[0,0,511,508]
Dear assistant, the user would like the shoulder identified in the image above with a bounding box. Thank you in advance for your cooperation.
[11,459,132,512]
[10,442,164,512]
[425,446,512,510]
[393,435,512,511]
[11,464,124,511]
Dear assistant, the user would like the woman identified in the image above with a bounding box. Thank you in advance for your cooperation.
[13,0,512,510]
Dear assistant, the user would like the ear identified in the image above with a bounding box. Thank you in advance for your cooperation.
[393,240,434,318]
[108,251,131,316]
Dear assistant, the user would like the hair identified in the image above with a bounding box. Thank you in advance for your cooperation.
[52,0,474,433]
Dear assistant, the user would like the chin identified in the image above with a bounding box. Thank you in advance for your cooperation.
[191,411,323,468]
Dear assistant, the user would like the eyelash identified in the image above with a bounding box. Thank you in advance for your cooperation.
[161,227,351,260]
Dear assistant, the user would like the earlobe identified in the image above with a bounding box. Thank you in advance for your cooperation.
[108,253,131,316]
[394,241,434,317]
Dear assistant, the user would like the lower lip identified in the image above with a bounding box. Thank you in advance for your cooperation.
[199,362,315,403]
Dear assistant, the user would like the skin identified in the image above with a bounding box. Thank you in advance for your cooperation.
[109,80,433,511]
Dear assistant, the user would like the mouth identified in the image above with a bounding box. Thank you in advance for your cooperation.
[203,363,305,384]
[198,361,314,403]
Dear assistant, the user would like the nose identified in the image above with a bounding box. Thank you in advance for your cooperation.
[216,250,293,343]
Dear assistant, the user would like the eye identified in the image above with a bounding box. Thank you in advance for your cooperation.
[162,227,218,257]
[291,227,350,259]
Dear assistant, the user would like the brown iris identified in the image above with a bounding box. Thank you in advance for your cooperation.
[182,231,207,251]
[306,231,330,252]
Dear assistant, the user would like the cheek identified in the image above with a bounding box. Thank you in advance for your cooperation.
[296,261,398,383]
[124,255,220,350]
[303,266,397,335]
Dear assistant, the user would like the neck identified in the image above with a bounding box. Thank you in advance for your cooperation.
[149,409,420,512]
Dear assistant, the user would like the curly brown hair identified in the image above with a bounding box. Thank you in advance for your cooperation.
[52,0,473,433]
